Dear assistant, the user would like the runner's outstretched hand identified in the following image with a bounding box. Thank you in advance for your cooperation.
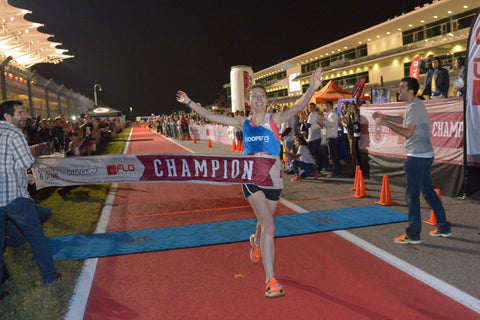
[309,67,324,91]
[176,90,191,105]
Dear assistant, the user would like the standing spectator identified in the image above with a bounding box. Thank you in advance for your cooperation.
[453,56,465,97]
[0,100,59,301]
[80,115,95,156]
[51,116,65,153]
[298,108,309,138]
[280,106,296,174]
[340,102,352,163]
[180,115,189,140]
[349,103,362,168]
[234,111,244,148]
[23,116,39,145]
[37,119,52,143]
[306,103,323,174]
[65,126,82,157]
[419,55,450,99]
[373,77,452,244]
[176,116,182,139]
[171,116,178,139]
[323,100,341,177]
[155,117,162,135]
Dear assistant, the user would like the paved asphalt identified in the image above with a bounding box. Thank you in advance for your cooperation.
[165,135,480,304]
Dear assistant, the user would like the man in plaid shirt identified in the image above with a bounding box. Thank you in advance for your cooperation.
[0,100,58,301]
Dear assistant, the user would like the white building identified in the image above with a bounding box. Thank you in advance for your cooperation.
[224,0,479,107]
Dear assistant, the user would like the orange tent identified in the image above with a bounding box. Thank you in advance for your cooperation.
[309,80,352,104]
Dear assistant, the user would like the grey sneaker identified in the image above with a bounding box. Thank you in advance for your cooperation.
[429,229,452,237]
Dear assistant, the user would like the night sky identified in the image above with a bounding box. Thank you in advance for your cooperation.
[9,0,432,116]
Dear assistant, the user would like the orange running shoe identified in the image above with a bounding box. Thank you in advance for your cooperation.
[250,234,261,263]
[265,278,285,298]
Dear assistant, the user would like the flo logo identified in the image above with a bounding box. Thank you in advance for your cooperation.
[106,164,135,175]
[106,165,116,175]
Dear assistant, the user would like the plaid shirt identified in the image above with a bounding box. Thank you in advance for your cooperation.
[0,120,34,206]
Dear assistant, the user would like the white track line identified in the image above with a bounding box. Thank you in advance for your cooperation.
[280,198,480,314]
[65,128,134,320]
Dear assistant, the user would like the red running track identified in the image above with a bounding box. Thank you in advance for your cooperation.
[82,126,479,320]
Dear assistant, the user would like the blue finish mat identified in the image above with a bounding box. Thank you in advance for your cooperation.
[48,205,407,261]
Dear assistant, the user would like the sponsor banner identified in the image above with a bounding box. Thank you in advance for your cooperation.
[188,124,235,145]
[32,153,283,190]
[352,77,366,98]
[466,10,480,157]
[409,55,422,81]
[359,98,465,165]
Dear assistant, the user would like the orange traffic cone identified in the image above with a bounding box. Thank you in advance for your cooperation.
[236,141,242,152]
[240,141,244,153]
[164,131,167,137]
[186,134,190,141]
[193,136,197,144]
[352,165,360,190]
[208,138,212,148]
[352,170,370,198]
[375,175,397,206]
[231,140,237,151]
[424,188,451,226]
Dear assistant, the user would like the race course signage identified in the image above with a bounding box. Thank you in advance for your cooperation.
[32,153,283,190]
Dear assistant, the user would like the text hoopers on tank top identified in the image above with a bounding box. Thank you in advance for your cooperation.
[242,113,281,156]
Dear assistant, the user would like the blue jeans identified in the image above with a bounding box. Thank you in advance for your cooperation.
[320,145,330,170]
[0,197,57,291]
[308,138,322,172]
[284,139,295,169]
[291,160,316,179]
[404,157,451,240]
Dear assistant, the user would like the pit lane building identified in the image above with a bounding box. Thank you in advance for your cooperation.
[224,0,480,109]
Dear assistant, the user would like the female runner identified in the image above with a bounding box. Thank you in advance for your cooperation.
[176,67,324,297]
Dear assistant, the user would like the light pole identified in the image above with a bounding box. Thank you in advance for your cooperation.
[93,84,102,108]
[1,56,13,100]
[26,70,37,118]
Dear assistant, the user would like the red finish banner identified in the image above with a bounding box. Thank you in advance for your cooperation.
[359,98,466,165]
[32,153,283,190]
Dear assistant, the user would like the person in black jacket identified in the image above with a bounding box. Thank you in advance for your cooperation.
[419,55,449,99]
[51,116,65,153]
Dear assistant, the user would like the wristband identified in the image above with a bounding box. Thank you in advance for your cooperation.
[187,100,193,107]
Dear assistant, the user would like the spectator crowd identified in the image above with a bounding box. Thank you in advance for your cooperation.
[23,114,121,157]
